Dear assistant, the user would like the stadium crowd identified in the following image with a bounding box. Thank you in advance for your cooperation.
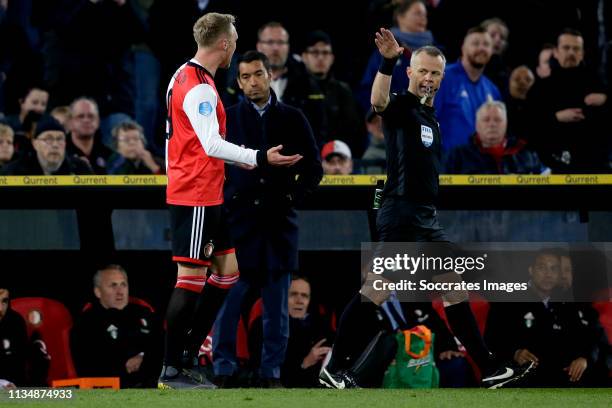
[0,0,611,391]
[0,0,611,175]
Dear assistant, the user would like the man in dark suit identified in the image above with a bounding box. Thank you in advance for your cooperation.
[212,51,322,387]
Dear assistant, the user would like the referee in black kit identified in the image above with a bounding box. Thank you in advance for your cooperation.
[319,29,531,389]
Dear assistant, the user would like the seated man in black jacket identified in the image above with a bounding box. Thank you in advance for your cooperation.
[444,100,547,174]
[485,249,597,387]
[248,276,335,388]
[0,116,92,175]
[71,265,162,388]
[0,287,28,387]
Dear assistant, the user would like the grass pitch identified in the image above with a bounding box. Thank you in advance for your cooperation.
[4,388,611,408]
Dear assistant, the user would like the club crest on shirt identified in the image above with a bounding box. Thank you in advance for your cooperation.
[198,101,213,116]
[420,125,434,147]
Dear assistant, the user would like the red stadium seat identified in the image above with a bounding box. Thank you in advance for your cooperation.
[592,288,612,346]
[432,293,490,335]
[11,297,77,383]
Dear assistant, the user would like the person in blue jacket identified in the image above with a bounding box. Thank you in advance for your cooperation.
[434,26,501,152]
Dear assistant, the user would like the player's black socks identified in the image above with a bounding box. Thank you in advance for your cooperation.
[327,293,387,373]
[184,281,232,360]
[444,301,496,374]
[163,287,199,368]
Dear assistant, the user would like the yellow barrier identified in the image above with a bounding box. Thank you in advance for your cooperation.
[0,174,611,187]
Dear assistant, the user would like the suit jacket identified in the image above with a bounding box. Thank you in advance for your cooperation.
[224,91,322,275]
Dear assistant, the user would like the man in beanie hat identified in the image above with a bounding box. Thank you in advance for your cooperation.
[0,116,93,175]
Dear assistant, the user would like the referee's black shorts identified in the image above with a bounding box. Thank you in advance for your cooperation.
[169,204,234,267]
[374,197,457,284]
[376,197,448,242]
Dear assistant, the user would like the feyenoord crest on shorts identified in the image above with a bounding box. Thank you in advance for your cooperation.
[420,125,434,147]
[204,241,214,258]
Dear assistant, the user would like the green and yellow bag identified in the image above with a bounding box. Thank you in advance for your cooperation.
[382,325,440,388]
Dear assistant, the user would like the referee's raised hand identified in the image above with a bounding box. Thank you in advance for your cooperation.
[374,28,404,59]
[267,145,303,166]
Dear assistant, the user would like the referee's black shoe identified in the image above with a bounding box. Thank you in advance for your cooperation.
[481,361,535,389]
[319,367,360,389]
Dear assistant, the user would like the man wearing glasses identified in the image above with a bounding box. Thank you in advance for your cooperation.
[301,30,366,157]
[255,22,328,147]
[0,116,92,175]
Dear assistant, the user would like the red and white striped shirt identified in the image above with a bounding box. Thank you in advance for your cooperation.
[165,59,259,206]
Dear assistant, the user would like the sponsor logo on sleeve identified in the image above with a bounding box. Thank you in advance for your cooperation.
[198,101,213,116]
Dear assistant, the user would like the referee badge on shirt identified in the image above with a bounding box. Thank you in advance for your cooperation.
[420,125,434,147]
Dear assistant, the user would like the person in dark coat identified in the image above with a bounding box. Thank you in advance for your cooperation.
[0,287,28,387]
[301,31,366,157]
[71,265,162,388]
[526,28,610,173]
[444,100,546,174]
[485,249,598,387]
[212,51,322,387]
[248,276,335,388]
[0,115,92,175]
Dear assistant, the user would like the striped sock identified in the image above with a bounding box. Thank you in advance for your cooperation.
[184,272,240,358]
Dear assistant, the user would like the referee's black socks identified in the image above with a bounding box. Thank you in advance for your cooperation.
[444,301,496,375]
[326,293,388,373]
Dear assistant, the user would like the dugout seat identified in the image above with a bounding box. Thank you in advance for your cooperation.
[592,288,612,346]
[11,297,77,383]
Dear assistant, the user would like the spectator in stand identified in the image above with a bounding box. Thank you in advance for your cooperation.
[0,123,15,168]
[253,22,328,146]
[3,87,49,155]
[66,97,113,174]
[0,287,28,387]
[50,106,71,131]
[249,276,335,388]
[302,31,366,157]
[527,29,610,173]
[505,65,535,139]
[321,140,353,175]
[361,110,386,174]
[107,121,162,175]
[71,265,162,388]
[0,116,92,175]
[36,0,142,144]
[485,249,598,387]
[535,44,556,79]
[445,100,546,174]
[358,0,435,112]
[481,18,510,94]
[4,87,49,136]
[434,26,501,151]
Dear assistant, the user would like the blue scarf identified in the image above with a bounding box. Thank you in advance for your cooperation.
[390,27,434,51]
